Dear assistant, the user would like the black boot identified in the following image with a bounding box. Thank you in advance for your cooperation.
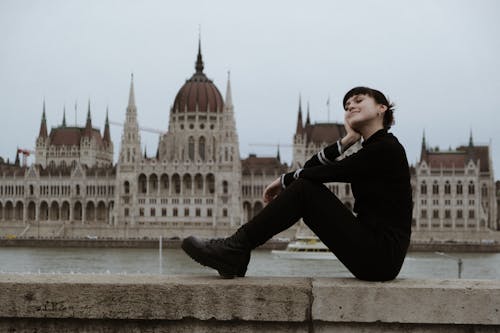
[181,230,252,279]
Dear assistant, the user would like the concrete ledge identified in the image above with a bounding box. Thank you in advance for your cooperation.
[0,274,499,333]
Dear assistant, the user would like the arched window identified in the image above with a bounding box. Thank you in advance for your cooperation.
[456,181,463,194]
[444,181,451,195]
[432,181,439,195]
[420,181,427,195]
[481,184,488,197]
[468,181,475,195]
[188,136,195,161]
[222,181,228,194]
[124,181,130,194]
[199,136,206,161]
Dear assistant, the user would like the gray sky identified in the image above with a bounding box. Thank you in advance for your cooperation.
[1,0,500,177]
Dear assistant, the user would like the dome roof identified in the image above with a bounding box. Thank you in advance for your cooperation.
[172,44,224,113]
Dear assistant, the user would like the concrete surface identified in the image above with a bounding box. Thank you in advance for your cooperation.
[0,274,499,332]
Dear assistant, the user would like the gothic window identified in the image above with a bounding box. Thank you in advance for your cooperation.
[444,210,451,219]
[223,208,228,217]
[138,174,147,194]
[468,210,475,219]
[212,136,216,161]
[29,185,34,196]
[207,174,215,194]
[432,181,439,195]
[222,181,228,194]
[481,184,488,197]
[124,208,129,217]
[345,184,351,196]
[432,209,439,219]
[139,208,144,217]
[196,208,201,217]
[444,181,451,195]
[457,181,463,194]
[188,136,195,161]
[457,209,463,219]
[207,208,212,217]
[173,208,178,217]
[123,182,129,194]
[184,208,190,216]
[199,136,206,161]
[420,210,427,219]
[172,174,181,194]
[183,174,192,193]
[468,181,475,195]
[150,208,155,217]
[162,208,167,217]
[420,181,427,195]
[225,147,228,161]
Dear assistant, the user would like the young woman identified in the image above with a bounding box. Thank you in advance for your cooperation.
[182,87,413,281]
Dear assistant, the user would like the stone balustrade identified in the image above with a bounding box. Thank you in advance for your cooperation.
[0,274,499,332]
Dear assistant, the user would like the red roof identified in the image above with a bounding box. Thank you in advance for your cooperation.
[305,123,345,146]
[48,127,105,147]
[242,154,288,175]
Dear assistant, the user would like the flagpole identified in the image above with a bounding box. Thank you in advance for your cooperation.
[327,95,330,123]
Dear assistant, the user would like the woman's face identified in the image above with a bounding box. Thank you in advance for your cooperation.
[344,94,385,131]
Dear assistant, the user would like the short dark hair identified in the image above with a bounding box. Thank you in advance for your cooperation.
[343,86,395,129]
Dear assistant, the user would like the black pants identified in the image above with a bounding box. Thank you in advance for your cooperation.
[240,178,406,281]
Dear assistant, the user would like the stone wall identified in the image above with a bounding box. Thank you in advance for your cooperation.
[0,274,499,332]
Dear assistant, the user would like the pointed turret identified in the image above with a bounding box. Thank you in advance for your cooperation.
[306,101,311,126]
[195,37,204,74]
[420,130,427,161]
[14,149,20,166]
[225,71,233,108]
[295,95,304,135]
[276,145,281,162]
[103,107,111,144]
[39,101,48,138]
[84,100,93,137]
[469,129,474,147]
[62,106,67,127]
[128,73,136,111]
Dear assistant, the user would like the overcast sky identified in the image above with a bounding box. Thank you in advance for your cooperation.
[1,0,500,177]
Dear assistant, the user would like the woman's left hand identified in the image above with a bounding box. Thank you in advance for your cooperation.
[263,177,282,204]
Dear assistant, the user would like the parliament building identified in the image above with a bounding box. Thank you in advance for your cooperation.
[0,44,498,239]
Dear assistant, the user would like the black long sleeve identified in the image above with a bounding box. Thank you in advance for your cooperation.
[281,129,412,234]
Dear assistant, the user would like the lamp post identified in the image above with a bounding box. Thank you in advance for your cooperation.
[435,251,463,279]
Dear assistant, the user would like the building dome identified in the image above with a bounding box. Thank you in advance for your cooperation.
[172,44,224,113]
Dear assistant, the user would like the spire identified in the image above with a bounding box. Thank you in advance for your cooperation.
[195,37,204,73]
[62,106,67,127]
[306,101,311,126]
[420,130,427,162]
[85,99,92,136]
[144,145,147,159]
[276,145,281,162]
[225,71,233,108]
[469,129,474,147]
[39,100,48,138]
[128,73,136,109]
[14,149,20,166]
[295,95,304,135]
[103,107,111,143]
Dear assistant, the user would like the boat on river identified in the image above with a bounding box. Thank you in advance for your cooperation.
[271,236,338,260]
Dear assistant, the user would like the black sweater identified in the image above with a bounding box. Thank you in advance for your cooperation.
[282,129,413,239]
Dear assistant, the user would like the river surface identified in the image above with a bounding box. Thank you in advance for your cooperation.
[0,248,499,279]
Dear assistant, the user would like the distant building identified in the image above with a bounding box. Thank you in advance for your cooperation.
[0,42,498,238]
[413,133,498,231]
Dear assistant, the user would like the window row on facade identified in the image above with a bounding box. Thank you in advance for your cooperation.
[420,209,476,219]
[0,200,113,222]
[419,180,487,196]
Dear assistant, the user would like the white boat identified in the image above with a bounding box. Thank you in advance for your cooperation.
[271,236,338,260]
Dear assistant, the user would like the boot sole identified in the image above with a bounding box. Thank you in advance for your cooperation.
[181,237,244,279]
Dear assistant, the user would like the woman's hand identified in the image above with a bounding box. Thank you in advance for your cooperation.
[342,116,361,148]
[263,177,282,204]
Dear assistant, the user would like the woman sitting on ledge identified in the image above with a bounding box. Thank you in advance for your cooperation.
[182,87,413,281]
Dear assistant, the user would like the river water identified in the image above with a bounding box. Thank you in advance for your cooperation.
[0,248,499,279]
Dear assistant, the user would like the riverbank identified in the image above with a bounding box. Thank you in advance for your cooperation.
[1,237,500,252]
[0,237,288,250]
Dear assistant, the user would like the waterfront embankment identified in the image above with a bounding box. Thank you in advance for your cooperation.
[1,237,500,252]
[0,274,499,332]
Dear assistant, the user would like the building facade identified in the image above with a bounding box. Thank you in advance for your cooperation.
[413,134,498,231]
[0,44,498,238]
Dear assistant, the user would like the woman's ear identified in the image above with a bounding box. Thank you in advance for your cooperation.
[378,104,388,114]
